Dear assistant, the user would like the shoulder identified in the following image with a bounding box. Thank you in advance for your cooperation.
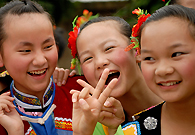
[122,102,164,135]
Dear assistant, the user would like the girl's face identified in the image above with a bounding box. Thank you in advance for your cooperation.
[141,17,195,103]
[77,21,139,97]
[0,13,58,97]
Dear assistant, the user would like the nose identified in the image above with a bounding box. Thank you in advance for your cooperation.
[95,56,110,70]
[32,51,47,67]
[155,60,174,76]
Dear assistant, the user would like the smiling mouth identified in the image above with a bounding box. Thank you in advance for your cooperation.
[105,71,120,85]
[158,81,181,86]
[28,69,47,76]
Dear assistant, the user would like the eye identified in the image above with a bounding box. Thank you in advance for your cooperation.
[171,52,183,57]
[143,57,154,61]
[44,45,53,49]
[105,46,114,51]
[19,49,31,53]
[83,57,92,63]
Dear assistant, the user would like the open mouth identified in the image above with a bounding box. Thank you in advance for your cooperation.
[105,71,120,85]
[28,69,47,76]
[158,81,181,86]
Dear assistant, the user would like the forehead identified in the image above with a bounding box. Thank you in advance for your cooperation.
[4,13,51,30]
[79,21,120,36]
[77,20,129,47]
[141,17,193,48]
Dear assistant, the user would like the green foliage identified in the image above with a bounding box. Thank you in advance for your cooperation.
[114,0,165,27]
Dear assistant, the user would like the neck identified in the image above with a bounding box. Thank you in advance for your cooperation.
[163,99,195,123]
[12,79,53,106]
[161,99,195,135]
[117,74,162,119]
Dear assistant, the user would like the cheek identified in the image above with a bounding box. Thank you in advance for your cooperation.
[179,60,195,80]
[141,64,154,86]
[112,49,133,66]
[82,64,96,87]
[48,50,58,66]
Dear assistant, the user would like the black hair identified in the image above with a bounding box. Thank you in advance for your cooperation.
[139,5,195,42]
[0,0,54,51]
[78,16,132,41]
[54,27,67,59]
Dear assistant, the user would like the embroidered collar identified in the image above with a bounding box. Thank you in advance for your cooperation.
[11,78,54,109]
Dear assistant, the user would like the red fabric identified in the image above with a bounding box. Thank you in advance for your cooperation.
[0,75,86,134]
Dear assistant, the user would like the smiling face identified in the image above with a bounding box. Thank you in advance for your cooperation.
[0,13,58,97]
[77,21,139,97]
[141,17,195,103]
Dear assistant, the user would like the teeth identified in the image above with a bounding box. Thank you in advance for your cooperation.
[29,69,46,75]
[161,82,178,86]
[109,71,117,75]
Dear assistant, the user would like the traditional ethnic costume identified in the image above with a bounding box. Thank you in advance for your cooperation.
[122,102,164,135]
[0,75,85,135]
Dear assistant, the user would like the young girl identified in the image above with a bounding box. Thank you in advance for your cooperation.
[123,4,195,134]
[0,0,84,134]
[68,15,162,129]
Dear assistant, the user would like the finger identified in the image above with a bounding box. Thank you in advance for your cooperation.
[77,79,95,94]
[111,99,124,119]
[0,96,15,103]
[57,68,67,86]
[78,98,90,110]
[98,78,118,105]
[53,67,59,83]
[0,103,12,113]
[72,92,80,103]
[0,98,15,108]
[70,90,81,95]
[101,106,115,113]
[99,111,115,120]
[1,91,11,96]
[79,87,90,99]
[69,70,77,77]
[61,69,70,85]
[104,97,116,107]
[93,68,109,99]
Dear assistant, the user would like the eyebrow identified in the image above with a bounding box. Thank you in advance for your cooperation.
[79,39,117,58]
[141,43,185,53]
[18,37,54,46]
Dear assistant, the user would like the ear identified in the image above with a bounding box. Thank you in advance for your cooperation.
[0,54,4,67]
[136,54,141,63]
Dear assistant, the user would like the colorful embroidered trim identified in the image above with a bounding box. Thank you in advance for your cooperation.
[124,8,151,55]
[0,70,9,77]
[55,117,72,131]
[122,121,141,135]
[12,81,54,106]
[44,83,54,104]
[68,9,99,75]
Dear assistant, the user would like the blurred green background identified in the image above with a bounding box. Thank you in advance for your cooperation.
[0,0,166,70]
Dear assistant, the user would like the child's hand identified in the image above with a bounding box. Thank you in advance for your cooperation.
[53,67,77,86]
[100,97,125,134]
[0,92,24,135]
[71,68,118,135]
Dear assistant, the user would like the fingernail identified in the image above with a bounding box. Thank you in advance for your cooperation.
[104,101,111,107]
[113,109,117,113]
[62,80,66,85]
[79,99,85,105]
[72,98,77,103]
[54,79,57,83]
[57,82,62,86]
